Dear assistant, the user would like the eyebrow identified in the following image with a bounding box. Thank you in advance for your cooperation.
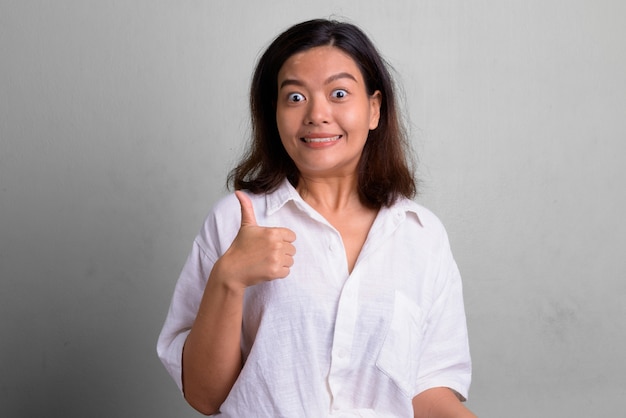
[279,72,358,90]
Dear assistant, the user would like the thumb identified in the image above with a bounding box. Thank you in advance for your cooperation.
[235,190,257,227]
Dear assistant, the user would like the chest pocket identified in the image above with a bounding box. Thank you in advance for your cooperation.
[375,290,426,397]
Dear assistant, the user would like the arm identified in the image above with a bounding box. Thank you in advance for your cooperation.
[181,191,296,415]
[412,387,477,418]
[181,260,245,415]
[411,224,474,417]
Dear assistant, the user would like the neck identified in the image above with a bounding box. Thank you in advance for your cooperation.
[296,174,361,213]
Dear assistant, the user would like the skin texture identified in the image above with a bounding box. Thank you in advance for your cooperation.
[412,387,478,418]
[276,46,381,183]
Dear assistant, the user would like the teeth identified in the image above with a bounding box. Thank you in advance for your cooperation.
[302,135,341,143]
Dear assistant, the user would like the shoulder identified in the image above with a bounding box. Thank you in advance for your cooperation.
[393,197,447,233]
[193,192,241,255]
[389,197,454,259]
[210,189,269,222]
[200,189,271,236]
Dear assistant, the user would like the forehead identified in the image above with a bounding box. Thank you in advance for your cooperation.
[278,46,364,83]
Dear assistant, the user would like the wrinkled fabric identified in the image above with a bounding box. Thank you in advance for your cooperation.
[157,179,471,417]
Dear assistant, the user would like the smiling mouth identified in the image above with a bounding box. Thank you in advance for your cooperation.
[300,135,342,143]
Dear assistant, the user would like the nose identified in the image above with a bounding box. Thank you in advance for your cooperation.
[304,95,330,125]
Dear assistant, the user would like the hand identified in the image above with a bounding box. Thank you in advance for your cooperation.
[217,191,296,289]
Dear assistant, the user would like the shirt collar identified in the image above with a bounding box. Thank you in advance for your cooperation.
[265,178,424,227]
[265,179,302,216]
[387,198,424,227]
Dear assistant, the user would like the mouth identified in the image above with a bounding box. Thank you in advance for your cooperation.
[300,135,342,143]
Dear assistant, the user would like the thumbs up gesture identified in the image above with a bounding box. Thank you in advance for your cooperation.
[216,191,297,289]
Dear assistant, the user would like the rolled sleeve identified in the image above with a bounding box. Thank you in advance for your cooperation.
[414,230,472,400]
[156,239,216,392]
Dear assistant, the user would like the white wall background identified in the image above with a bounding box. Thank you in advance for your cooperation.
[1,1,625,417]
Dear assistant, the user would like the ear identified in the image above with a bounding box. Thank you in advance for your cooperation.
[368,90,382,130]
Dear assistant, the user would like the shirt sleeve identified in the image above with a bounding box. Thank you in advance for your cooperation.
[414,227,472,400]
[156,236,218,392]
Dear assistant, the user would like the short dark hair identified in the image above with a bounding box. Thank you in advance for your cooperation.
[228,19,416,208]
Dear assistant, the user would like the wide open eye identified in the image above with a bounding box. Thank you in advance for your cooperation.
[331,89,348,99]
[287,92,305,103]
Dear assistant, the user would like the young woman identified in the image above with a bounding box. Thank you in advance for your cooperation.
[158,19,476,418]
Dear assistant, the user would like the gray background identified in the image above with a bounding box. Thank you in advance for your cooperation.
[1,1,625,417]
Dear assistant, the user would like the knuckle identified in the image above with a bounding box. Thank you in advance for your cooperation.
[266,254,280,266]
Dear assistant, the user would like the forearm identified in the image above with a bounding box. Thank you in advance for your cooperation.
[413,387,477,418]
[182,260,245,415]
[181,191,297,415]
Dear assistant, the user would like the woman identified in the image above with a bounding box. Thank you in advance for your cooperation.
[158,19,476,418]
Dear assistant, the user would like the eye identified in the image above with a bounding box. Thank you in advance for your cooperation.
[287,93,305,103]
[331,89,348,99]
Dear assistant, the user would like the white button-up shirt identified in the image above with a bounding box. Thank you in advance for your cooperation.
[157,179,471,417]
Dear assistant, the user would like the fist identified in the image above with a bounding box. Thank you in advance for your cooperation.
[219,191,296,288]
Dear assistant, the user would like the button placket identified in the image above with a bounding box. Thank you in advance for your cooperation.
[327,269,360,411]
[328,233,343,253]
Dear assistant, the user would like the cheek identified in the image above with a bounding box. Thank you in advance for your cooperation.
[342,106,373,134]
[276,114,295,152]
[276,109,297,136]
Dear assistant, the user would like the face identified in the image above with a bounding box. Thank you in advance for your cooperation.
[276,46,381,180]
